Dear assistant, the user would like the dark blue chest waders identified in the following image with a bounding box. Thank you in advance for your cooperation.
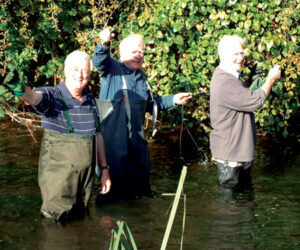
[96,97,153,202]
[39,89,99,221]
[96,75,157,202]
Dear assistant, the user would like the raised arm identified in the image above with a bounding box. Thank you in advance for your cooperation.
[260,65,281,97]
[93,28,115,76]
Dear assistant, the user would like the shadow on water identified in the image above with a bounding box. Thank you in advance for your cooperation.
[0,121,299,249]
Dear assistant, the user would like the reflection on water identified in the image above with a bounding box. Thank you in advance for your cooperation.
[0,121,299,249]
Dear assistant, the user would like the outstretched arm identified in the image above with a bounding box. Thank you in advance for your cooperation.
[4,69,43,106]
[147,92,193,113]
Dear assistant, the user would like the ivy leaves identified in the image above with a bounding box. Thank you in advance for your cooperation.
[0,0,299,138]
[117,0,299,138]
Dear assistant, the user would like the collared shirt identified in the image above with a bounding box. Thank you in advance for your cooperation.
[33,82,100,135]
[219,62,240,79]
[92,43,174,112]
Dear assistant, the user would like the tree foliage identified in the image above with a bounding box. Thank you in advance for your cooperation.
[0,0,299,138]
[116,0,300,138]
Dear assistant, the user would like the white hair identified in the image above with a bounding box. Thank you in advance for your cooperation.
[119,34,145,61]
[64,50,93,76]
[218,35,244,61]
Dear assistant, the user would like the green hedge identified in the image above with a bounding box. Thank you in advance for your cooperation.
[116,0,299,138]
[1,0,299,139]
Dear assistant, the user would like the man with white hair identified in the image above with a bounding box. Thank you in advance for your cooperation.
[210,35,281,188]
[4,50,111,221]
[93,28,192,202]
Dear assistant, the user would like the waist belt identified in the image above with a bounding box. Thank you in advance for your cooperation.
[211,157,243,167]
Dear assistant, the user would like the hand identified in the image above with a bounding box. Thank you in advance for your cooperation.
[99,170,111,194]
[260,64,281,97]
[3,69,25,96]
[267,64,281,81]
[174,92,193,105]
[99,28,114,45]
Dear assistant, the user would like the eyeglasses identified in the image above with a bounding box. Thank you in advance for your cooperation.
[71,68,90,75]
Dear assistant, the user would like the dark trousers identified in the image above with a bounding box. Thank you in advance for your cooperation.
[216,161,253,188]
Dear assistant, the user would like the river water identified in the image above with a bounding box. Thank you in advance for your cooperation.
[0,121,299,249]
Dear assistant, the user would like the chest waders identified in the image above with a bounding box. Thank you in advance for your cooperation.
[39,89,100,220]
[96,73,157,201]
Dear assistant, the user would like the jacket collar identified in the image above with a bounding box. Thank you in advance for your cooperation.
[219,63,240,79]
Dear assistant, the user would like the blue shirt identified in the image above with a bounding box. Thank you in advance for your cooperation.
[34,82,100,135]
[93,43,174,112]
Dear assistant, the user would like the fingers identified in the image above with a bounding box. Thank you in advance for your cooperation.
[271,64,281,73]
[99,28,115,44]
[268,64,281,80]
[174,92,193,105]
[183,93,193,103]
[99,178,111,194]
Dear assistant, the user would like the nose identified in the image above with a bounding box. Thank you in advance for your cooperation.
[136,50,144,57]
[237,53,244,61]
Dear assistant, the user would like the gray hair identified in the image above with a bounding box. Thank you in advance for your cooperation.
[119,34,145,61]
[218,35,244,61]
[64,50,93,76]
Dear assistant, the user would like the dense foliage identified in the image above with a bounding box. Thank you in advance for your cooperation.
[1,0,299,139]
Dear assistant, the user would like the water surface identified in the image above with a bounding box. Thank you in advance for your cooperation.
[0,121,299,249]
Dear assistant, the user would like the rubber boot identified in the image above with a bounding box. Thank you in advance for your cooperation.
[217,163,243,188]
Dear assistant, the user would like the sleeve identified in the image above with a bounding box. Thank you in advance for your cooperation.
[33,88,58,116]
[93,43,112,76]
[219,76,267,112]
[146,95,175,113]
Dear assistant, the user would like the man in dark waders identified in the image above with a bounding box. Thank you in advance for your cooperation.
[93,28,192,202]
[210,35,281,189]
[4,51,111,221]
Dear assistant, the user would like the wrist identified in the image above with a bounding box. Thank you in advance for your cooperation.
[13,89,25,96]
[99,165,110,170]
[100,40,110,47]
[266,76,275,85]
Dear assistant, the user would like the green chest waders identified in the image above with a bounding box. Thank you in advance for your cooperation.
[96,74,157,200]
[39,90,99,220]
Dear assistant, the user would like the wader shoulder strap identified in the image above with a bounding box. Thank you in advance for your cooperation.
[57,87,74,133]
[145,81,158,137]
[120,66,158,137]
[90,103,101,132]
[57,87,100,134]
[121,74,132,135]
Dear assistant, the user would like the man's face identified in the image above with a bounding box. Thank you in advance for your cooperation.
[122,39,145,72]
[223,42,245,72]
[65,59,90,92]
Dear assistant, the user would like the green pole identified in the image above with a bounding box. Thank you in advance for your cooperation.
[161,166,187,250]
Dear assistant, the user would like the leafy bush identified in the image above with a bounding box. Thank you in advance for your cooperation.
[1,0,299,139]
[0,0,127,117]
[116,0,299,138]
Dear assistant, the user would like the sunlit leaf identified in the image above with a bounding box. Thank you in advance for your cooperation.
[0,86,7,95]
[0,107,5,118]
[244,19,252,29]
[174,35,184,45]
